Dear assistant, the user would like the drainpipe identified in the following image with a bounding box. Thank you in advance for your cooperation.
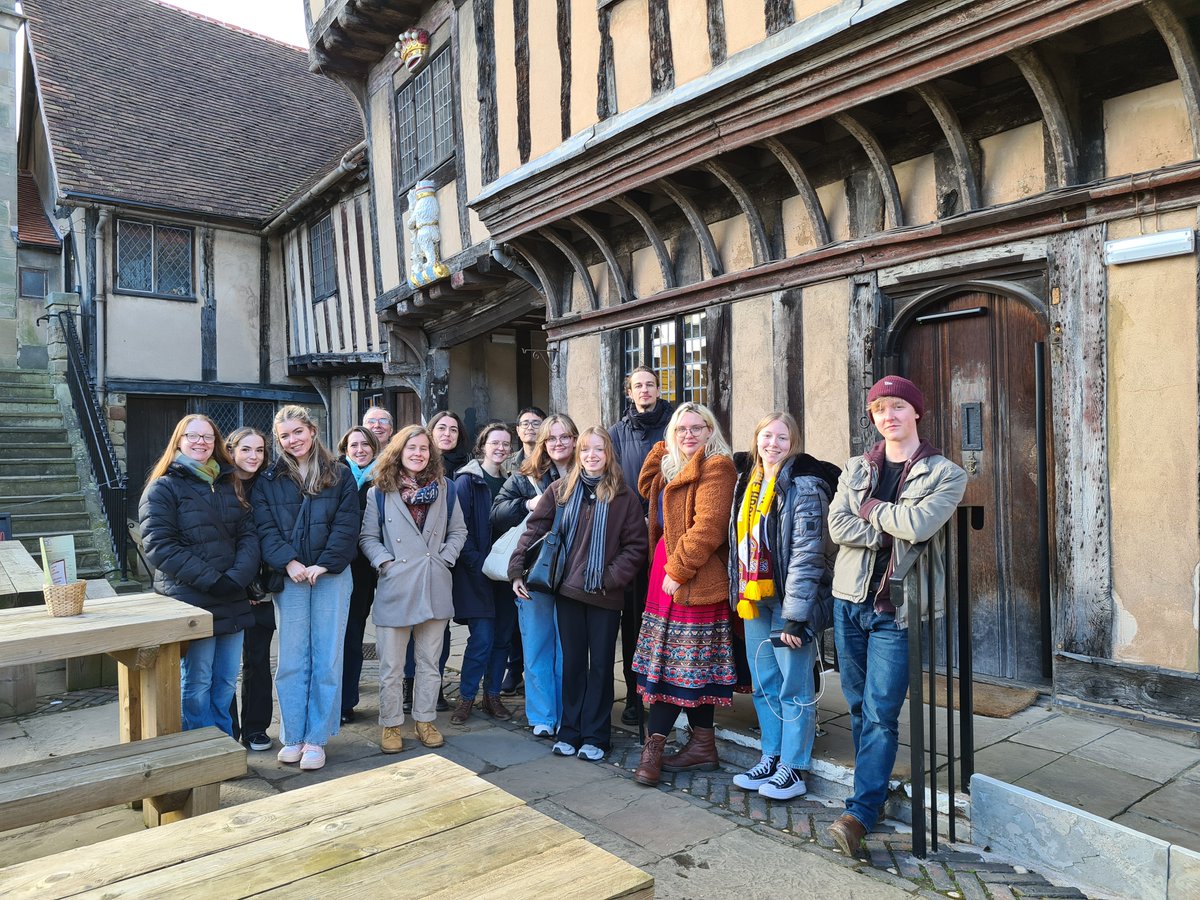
[263,141,367,234]
[94,208,110,395]
[490,244,541,291]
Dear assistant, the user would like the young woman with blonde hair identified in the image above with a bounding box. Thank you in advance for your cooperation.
[631,402,738,786]
[139,414,258,738]
[511,427,647,760]
[253,405,360,771]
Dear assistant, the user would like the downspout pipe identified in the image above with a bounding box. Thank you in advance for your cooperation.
[490,243,541,291]
[94,208,110,395]
[263,140,367,234]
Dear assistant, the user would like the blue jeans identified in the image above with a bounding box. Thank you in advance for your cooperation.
[833,597,909,830]
[519,590,562,730]
[274,567,352,747]
[459,584,517,701]
[744,603,817,770]
[181,631,244,737]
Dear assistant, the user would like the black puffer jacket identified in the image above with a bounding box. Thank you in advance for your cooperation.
[490,466,562,534]
[252,457,361,575]
[139,462,258,635]
[609,399,673,508]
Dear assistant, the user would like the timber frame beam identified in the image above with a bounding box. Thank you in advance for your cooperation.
[1008,45,1079,188]
[1145,0,1200,157]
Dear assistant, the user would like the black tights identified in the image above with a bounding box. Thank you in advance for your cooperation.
[647,701,714,736]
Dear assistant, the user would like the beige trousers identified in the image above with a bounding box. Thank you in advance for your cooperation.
[377,619,448,726]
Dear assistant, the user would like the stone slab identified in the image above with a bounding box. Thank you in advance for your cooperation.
[971,773,1168,899]
[970,740,1061,785]
[483,749,612,801]
[1006,714,1116,753]
[1073,727,1199,783]
[1168,843,1200,899]
[529,797,659,870]
[1126,779,1200,841]
[1014,755,1159,820]
[1114,812,1200,854]
[443,725,552,768]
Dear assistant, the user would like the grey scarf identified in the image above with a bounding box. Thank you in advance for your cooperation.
[562,474,609,592]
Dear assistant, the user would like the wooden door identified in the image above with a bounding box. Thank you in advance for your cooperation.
[125,396,188,515]
[899,291,1051,684]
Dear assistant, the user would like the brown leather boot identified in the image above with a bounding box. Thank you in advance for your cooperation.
[827,813,867,856]
[450,697,474,725]
[481,693,512,720]
[634,733,667,786]
[661,726,719,772]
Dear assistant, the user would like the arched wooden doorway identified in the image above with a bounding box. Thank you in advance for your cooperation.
[890,283,1053,685]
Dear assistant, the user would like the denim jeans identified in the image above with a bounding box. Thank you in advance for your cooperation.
[273,567,352,747]
[744,603,818,770]
[181,631,244,737]
[518,590,562,730]
[833,597,909,830]
[459,583,517,701]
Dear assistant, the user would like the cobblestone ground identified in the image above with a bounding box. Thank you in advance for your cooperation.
[9,683,1091,899]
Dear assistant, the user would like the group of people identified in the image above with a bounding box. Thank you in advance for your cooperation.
[137,369,965,857]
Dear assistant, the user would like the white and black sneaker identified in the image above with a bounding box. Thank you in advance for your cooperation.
[732,754,779,791]
[758,763,807,800]
[551,741,577,757]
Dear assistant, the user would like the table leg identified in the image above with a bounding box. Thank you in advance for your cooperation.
[140,641,183,827]
[117,662,142,744]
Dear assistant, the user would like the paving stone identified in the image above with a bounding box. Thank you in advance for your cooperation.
[923,860,957,892]
[218,776,278,807]
[1013,754,1158,820]
[593,790,738,857]
[1012,886,1086,898]
[987,886,1017,900]
[481,750,612,801]
[1125,779,1200,845]
[954,872,990,900]
[1113,811,1200,854]
[747,794,769,821]
[442,726,550,767]
[1072,728,1198,784]
[969,741,1061,785]
[528,797,659,870]
[1006,715,1116,754]
[768,803,791,832]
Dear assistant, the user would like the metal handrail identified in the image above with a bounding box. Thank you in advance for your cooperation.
[54,310,128,578]
[889,505,983,858]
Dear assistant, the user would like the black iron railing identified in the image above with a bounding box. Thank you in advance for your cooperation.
[54,310,129,578]
[889,505,984,858]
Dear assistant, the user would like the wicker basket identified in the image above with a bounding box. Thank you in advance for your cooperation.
[43,580,87,617]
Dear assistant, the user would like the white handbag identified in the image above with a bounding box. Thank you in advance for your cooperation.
[482,477,542,582]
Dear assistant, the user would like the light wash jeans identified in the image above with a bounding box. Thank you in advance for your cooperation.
[273,567,352,747]
[181,631,244,737]
[518,590,562,730]
[744,602,818,770]
[833,597,909,830]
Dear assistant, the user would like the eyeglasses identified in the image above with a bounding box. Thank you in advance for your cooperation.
[674,425,710,437]
[184,433,215,444]
[364,418,392,426]
[518,420,543,430]
[545,436,574,445]
[485,440,512,449]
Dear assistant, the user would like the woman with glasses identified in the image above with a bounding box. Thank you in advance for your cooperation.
[450,422,519,724]
[491,413,578,737]
[139,415,258,738]
[631,402,737,787]
[253,405,361,771]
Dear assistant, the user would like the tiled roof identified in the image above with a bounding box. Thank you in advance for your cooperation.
[22,0,365,224]
[17,170,60,248]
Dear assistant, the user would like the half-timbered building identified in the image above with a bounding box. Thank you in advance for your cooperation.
[310,0,1200,728]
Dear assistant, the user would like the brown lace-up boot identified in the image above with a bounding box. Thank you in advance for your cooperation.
[634,733,667,786]
[481,693,512,720]
[660,726,719,772]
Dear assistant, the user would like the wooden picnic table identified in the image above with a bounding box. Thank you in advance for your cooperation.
[0,591,212,824]
[0,754,655,898]
[0,540,44,609]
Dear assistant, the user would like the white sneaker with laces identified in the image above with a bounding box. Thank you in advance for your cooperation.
[531,723,554,737]
[299,743,326,771]
[733,754,778,791]
[577,743,605,761]
[758,763,807,800]
[277,743,303,764]
[551,741,577,757]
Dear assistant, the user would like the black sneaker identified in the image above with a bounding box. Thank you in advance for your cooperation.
[500,673,523,696]
[732,754,779,791]
[245,732,273,752]
[758,763,807,800]
[620,701,642,727]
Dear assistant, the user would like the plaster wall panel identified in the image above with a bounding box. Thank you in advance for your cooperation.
[213,229,260,383]
[448,341,473,423]
[731,294,774,444]
[668,0,711,87]
[801,277,850,464]
[781,193,821,256]
[565,332,602,428]
[611,0,652,113]
[1103,80,1191,178]
[435,180,463,261]
[494,0,519,177]
[980,122,1045,207]
[1107,212,1200,672]
[723,0,766,56]
[106,295,201,381]
[795,0,840,19]
[709,213,753,276]
[817,181,850,243]
[369,86,401,292]
[569,0,601,135]
[592,261,613,309]
[631,244,665,299]
[269,231,289,382]
[457,6,490,244]
[893,153,937,227]
[528,0,563,161]
[486,338,519,418]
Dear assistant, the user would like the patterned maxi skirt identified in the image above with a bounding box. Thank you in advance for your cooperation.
[632,538,736,708]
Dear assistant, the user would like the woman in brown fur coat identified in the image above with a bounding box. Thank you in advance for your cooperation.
[632,402,737,787]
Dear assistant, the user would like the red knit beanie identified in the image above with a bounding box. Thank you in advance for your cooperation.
[867,375,925,420]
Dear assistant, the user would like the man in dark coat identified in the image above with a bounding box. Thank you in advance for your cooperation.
[607,365,673,725]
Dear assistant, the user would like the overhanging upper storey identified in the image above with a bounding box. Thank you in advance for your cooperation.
[306,0,439,76]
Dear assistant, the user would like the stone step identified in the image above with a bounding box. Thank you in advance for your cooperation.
[0,385,57,402]
[0,458,79,477]
[10,509,96,534]
[0,442,73,460]
[0,399,62,415]
[0,410,68,428]
[0,475,85,498]
[0,367,55,385]
[0,493,91,513]
[0,426,70,444]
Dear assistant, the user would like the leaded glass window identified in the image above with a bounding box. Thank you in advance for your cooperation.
[309,213,336,301]
[395,50,455,190]
[116,219,194,298]
[621,311,708,405]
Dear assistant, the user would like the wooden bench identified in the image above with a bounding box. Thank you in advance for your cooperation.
[0,726,246,832]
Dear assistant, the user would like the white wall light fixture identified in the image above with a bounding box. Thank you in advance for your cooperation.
[1103,228,1195,265]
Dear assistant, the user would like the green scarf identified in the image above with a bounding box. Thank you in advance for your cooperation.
[174,452,221,485]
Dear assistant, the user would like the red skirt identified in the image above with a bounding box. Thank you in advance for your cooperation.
[631,539,736,708]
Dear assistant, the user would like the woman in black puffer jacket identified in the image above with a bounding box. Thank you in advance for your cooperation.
[139,414,259,738]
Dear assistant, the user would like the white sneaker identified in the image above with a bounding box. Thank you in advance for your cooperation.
[733,754,778,791]
[277,743,303,764]
[758,763,807,800]
[551,741,577,757]
[531,723,554,738]
[299,743,326,771]
[577,744,605,762]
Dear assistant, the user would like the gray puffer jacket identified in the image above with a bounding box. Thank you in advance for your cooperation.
[727,453,840,632]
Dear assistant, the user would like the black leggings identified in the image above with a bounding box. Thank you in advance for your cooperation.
[647,701,714,736]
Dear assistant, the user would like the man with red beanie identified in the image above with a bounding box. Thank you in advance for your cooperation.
[825,375,966,856]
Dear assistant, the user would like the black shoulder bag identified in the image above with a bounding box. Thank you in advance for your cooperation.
[523,499,567,594]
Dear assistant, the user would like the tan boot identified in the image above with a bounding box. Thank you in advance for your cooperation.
[415,721,445,748]
[633,733,667,786]
[381,725,404,754]
[661,726,719,772]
